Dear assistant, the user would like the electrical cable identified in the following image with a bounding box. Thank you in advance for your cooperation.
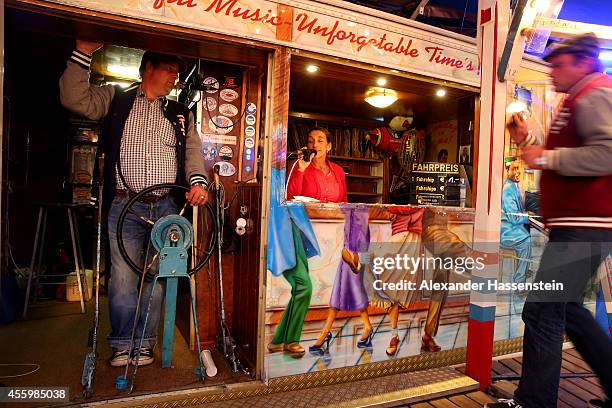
[0,364,40,379]
[284,160,300,202]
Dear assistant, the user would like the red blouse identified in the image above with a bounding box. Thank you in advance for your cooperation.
[287,160,348,203]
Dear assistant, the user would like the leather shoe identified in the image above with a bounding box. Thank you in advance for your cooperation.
[283,342,305,356]
[267,342,283,353]
[386,335,400,356]
[341,248,362,274]
[421,335,441,352]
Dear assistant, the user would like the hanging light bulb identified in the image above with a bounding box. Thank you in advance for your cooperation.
[364,87,398,108]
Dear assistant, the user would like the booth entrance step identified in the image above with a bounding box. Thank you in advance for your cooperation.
[96,366,477,407]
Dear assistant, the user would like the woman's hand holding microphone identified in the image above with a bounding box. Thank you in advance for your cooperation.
[297,147,316,172]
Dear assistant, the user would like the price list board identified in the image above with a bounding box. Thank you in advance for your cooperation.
[409,162,461,206]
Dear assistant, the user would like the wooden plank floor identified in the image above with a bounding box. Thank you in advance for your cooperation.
[408,348,605,407]
[408,391,498,407]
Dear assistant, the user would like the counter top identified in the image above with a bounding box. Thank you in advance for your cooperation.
[287,202,476,222]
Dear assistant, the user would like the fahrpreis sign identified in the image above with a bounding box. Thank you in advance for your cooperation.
[42,0,480,86]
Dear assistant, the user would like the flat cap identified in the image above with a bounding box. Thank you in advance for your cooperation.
[139,51,187,75]
[543,33,600,62]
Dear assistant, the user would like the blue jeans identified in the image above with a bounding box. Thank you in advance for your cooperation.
[107,195,177,350]
[501,235,532,285]
[514,228,612,407]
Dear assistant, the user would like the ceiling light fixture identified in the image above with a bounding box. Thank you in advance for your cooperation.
[306,64,319,73]
[376,78,387,86]
[436,88,447,97]
[364,87,398,108]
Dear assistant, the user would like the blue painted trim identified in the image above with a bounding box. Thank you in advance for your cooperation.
[469,303,496,322]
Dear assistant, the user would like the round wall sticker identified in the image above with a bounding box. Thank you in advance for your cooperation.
[219,103,239,117]
[244,138,255,149]
[219,145,234,160]
[220,89,239,102]
[245,126,256,137]
[245,114,256,126]
[203,77,219,93]
[202,145,217,161]
[204,97,217,111]
[209,116,234,135]
[246,102,256,114]
[217,161,236,177]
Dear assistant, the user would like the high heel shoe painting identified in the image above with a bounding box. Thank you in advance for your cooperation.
[309,332,332,355]
[357,328,374,348]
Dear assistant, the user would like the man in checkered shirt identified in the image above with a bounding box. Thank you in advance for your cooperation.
[60,40,209,368]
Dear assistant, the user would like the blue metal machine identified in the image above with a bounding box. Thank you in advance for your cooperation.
[116,213,205,392]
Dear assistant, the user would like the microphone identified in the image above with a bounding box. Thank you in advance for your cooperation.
[287,148,317,162]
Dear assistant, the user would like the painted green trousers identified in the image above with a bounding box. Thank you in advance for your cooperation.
[271,223,313,344]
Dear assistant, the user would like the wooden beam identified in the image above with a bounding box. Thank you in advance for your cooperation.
[410,0,430,20]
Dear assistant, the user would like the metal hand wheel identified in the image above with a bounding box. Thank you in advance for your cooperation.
[116,183,216,276]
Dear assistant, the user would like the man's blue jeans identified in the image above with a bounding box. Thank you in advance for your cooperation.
[514,228,612,408]
[107,195,177,350]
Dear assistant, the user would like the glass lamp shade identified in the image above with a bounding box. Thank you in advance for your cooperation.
[364,87,398,108]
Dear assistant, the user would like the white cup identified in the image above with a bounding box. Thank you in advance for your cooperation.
[200,349,217,377]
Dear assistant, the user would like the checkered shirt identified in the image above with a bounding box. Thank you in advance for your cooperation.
[116,88,177,194]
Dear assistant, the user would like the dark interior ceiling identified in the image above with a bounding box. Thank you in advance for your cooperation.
[6,6,270,74]
[342,0,478,37]
[290,56,475,126]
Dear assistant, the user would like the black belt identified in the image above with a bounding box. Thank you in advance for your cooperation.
[115,189,167,204]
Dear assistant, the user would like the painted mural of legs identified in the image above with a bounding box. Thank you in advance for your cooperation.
[269,223,312,357]
[358,308,374,348]
[309,308,337,354]
[386,303,401,356]
[422,265,449,352]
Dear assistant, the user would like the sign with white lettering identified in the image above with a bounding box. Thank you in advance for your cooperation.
[409,162,461,206]
[44,0,480,86]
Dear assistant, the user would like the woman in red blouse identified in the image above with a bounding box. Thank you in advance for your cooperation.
[287,128,348,203]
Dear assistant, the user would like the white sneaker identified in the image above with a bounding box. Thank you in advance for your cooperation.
[109,349,130,367]
[484,399,523,408]
[131,347,154,366]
